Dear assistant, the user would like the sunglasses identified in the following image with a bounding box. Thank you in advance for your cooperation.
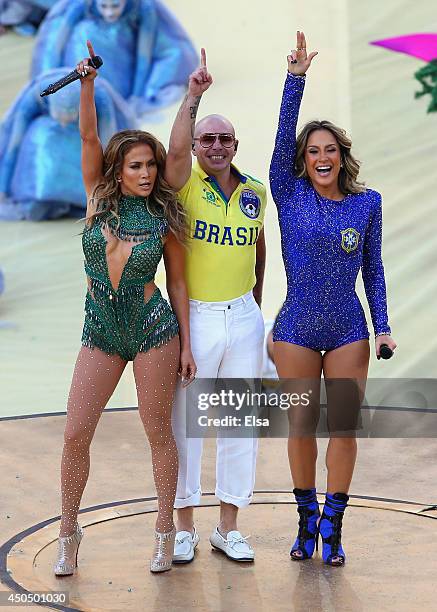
[193,133,236,148]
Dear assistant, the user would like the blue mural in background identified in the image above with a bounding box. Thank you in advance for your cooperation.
[0,0,198,220]
[31,0,198,113]
[0,71,137,219]
[0,1,57,36]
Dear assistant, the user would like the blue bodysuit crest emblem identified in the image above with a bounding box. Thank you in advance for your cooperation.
[341,228,360,253]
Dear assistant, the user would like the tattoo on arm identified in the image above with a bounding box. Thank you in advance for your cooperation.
[189,96,201,138]
[190,97,201,119]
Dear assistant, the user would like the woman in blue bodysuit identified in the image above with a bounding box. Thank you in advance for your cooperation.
[270,32,397,566]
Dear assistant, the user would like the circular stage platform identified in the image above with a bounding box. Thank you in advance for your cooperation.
[2,493,436,612]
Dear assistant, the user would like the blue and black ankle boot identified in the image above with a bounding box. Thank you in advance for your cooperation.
[319,492,349,566]
[290,487,320,560]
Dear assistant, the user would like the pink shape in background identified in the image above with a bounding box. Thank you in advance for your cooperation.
[371,34,437,62]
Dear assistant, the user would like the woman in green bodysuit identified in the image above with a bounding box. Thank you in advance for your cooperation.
[54,41,196,575]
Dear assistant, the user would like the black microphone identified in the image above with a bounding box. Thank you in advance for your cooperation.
[378,344,393,360]
[40,56,103,97]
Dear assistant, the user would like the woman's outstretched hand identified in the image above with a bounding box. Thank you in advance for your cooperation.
[76,40,99,81]
[188,48,213,97]
[287,31,318,76]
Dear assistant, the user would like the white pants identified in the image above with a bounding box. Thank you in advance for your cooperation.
[172,291,264,509]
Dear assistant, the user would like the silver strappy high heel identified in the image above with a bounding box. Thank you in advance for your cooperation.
[54,524,83,576]
[150,526,176,573]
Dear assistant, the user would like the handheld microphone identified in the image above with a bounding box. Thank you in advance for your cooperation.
[40,56,103,97]
[378,344,393,360]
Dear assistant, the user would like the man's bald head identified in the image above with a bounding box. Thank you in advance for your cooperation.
[194,114,235,138]
[191,114,239,176]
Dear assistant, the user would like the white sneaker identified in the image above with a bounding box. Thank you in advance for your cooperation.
[172,527,200,563]
[209,528,254,562]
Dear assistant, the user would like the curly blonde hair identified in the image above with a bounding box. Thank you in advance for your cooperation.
[86,130,187,241]
[295,120,366,195]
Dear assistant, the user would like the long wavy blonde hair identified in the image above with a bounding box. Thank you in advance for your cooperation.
[295,120,366,195]
[87,130,187,241]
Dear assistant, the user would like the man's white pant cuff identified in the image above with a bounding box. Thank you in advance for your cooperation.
[174,488,202,509]
[215,487,253,508]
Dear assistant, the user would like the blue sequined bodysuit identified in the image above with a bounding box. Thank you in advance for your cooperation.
[81,195,179,361]
[270,74,391,352]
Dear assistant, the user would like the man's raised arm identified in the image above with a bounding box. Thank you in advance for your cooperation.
[165,48,213,191]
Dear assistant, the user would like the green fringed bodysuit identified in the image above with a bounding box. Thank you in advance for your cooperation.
[81,195,179,361]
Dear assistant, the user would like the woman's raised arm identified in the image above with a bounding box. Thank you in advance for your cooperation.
[78,41,104,207]
[269,31,318,204]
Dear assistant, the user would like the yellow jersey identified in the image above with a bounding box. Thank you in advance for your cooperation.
[178,161,267,301]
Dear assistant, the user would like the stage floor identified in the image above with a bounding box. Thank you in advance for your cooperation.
[1,410,436,611]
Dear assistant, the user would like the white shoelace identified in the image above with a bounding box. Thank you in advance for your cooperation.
[176,532,194,545]
[227,534,251,548]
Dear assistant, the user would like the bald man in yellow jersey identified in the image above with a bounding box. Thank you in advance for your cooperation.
[165,49,266,563]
